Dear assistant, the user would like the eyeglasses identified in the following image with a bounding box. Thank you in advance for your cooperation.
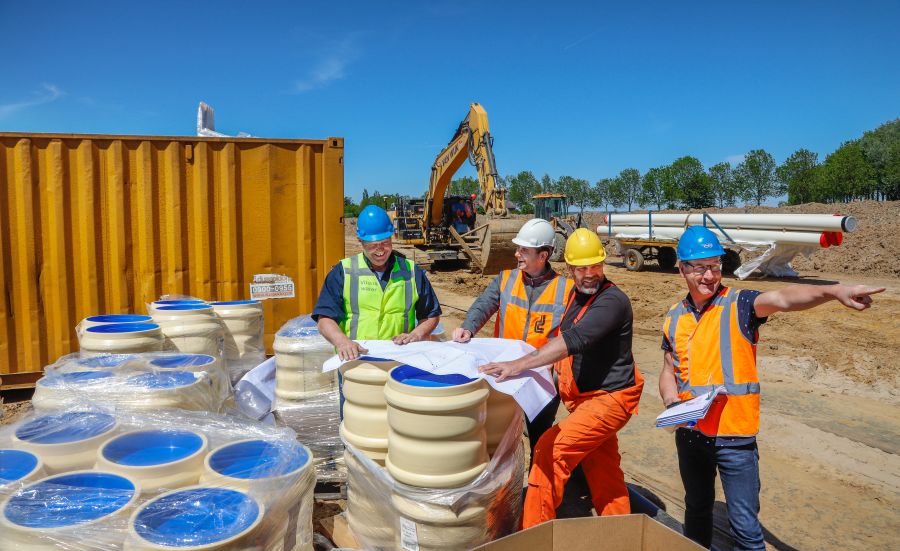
[682,262,722,275]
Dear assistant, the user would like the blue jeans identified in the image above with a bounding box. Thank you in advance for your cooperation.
[676,429,765,550]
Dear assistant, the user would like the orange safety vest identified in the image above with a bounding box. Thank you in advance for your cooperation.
[494,269,574,349]
[663,286,761,437]
[553,282,644,414]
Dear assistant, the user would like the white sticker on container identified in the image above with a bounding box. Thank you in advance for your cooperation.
[250,273,296,300]
[399,517,420,551]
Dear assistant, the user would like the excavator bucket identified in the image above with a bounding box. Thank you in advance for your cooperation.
[477,218,526,274]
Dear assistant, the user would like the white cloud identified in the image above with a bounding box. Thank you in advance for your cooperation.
[0,84,64,118]
[564,30,599,51]
[724,153,746,165]
[293,38,358,93]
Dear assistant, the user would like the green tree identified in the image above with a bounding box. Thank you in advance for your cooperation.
[667,156,712,209]
[819,141,878,202]
[344,196,360,217]
[776,149,819,205]
[557,175,592,214]
[593,178,614,211]
[540,173,556,193]
[448,176,479,197]
[640,166,668,210]
[858,118,900,200]
[507,170,542,211]
[708,162,738,208]
[609,169,641,212]
[735,149,778,206]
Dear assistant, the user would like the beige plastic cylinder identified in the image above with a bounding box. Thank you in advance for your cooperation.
[95,430,209,494]
[79,324,165,356]
[147,300,206,316]
[210,301,263,361]
[338,359,400,464]
[384,375,489,488]
[392,494,487,551]
[152,306,224,357]
[77,315,154,343]
[344,450,395,549]
[123,487,264,551]
[273,335,338,402]
[0,450,45,492]
[0,471,141,551]
[199,439,316,499]
[485,388,522,455]
[12,418,119,474]
[118,372,214,412]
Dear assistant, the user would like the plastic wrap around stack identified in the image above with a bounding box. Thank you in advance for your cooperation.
[273,316,343,483]
[33,352,233,414]
[210,300,265,383]
[343,410,525,551]
[80,323,165,356]
[339,357,401,465]
[0,407,316,551]
[151,304,225,360]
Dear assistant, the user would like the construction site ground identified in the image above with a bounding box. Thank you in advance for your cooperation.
[354,200,899,551]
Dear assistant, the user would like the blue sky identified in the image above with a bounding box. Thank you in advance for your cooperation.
[2,1,898,203]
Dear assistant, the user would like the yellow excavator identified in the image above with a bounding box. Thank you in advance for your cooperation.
[393,103,523,273]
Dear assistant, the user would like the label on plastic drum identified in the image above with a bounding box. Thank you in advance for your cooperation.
[250,274,295,300]
[399,517,419,551]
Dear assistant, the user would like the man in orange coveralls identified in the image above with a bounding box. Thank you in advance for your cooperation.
[479,228,643,527]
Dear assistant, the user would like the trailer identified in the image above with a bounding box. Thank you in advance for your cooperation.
[602,212,741,273]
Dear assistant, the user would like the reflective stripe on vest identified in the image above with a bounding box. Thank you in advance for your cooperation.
[340,253,417,340]
[494,269,574,349]
[664,286,761,437]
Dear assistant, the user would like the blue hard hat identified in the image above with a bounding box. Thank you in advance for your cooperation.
[677,226,726,261]
[356,205,395,242]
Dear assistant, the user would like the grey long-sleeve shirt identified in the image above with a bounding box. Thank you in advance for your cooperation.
[461,266,561,334]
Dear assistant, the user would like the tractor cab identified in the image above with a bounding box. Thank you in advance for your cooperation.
[533,193,569,221]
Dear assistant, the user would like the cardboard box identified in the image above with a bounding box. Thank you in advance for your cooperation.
[473,515,704,551]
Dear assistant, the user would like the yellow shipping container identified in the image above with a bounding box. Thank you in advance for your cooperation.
[0,132,344,387]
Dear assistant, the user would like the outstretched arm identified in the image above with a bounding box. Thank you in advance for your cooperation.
[454,274,502,342]
[317,317,368,361]
[753,284,885,318]
[478,335,570,382]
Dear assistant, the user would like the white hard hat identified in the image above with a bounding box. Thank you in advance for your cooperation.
[512,219,556,248]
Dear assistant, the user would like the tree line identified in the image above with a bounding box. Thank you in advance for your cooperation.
[345,118,899,216]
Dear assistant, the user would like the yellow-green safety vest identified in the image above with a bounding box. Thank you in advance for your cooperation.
[340,253,418,339]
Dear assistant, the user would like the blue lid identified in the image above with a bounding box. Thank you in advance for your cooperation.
[390,365,476,387]
[15,412,116,445]
[126,371,198,389]
[76,355,135,368]
[86,314,152,323]
[0,450,39,484]
[150,354,215,369]
[102,430,204,467]
[156,304,211,311]
[209,300,260,306]
[133,488,259,546]
[154,300,205,305]
[3,472,135,528]
[86,323,159,334]
[39,371,114,388]
[208,440,309,480]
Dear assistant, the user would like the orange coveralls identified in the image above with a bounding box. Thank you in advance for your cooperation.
[522,285,645,527]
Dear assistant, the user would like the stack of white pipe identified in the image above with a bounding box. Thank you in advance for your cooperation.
[599,213,857,248]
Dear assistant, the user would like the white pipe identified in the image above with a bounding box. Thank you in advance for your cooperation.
[603,213,857,233]
[601,225,832,247]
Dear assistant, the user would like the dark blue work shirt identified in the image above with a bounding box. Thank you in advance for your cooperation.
[661,285,767,447]
[312,252,442,325]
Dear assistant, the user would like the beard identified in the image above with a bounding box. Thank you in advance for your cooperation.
[577,282,601,295]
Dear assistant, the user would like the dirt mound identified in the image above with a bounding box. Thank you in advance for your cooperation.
[585,200,900,279]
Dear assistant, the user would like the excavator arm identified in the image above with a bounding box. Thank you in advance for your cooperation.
[425,103,508,227]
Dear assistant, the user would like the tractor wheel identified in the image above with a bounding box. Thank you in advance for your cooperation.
[658,247,677,271]
[624,249,645,272]
[722,249,741,275]
[549,233,566,262]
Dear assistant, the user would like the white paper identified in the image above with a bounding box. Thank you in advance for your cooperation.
[399,517,420,551]
[322,339,557,421]
[655,386,725,427]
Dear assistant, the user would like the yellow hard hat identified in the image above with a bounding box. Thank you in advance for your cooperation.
[564,228,607,266]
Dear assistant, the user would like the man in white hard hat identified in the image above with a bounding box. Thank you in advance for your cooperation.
[453,218,573,452]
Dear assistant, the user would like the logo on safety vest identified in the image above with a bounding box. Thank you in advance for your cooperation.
[534,315,546,334]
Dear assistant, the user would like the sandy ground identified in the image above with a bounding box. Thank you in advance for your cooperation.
[374,212,900,550]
